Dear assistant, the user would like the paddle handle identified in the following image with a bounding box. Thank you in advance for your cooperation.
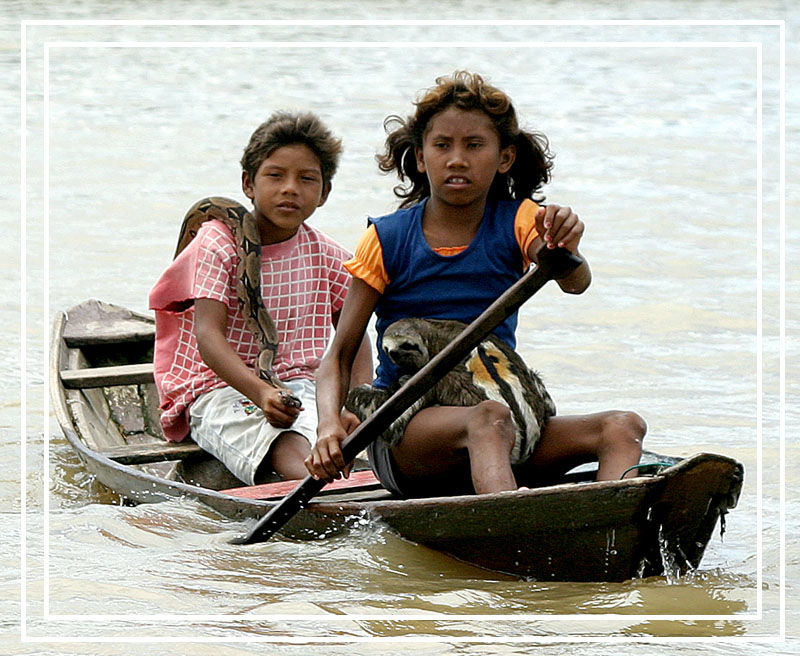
[231,247,583,545]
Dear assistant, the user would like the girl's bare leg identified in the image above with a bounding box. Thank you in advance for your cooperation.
[390,401,518,497]
[516,410,647,486]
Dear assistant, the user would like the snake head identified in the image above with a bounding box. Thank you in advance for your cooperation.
[173,196,249,258]
[278,390,303,409]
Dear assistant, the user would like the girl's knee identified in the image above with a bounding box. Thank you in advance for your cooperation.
[617,411,646,438]
[601,411,646,449]
[470,400,512,425]
[467,401,515,444]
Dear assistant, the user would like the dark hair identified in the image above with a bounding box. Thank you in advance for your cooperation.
[240,111,342,186]
[376,71,553,208]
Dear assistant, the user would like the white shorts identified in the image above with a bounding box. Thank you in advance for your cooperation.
[188,379,318,485]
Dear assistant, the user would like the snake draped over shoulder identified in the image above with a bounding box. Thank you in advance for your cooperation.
[174,196,300,406]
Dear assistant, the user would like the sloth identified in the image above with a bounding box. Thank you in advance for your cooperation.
[345,318,556,462]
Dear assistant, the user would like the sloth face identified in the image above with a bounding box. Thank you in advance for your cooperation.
[382,320,430,372]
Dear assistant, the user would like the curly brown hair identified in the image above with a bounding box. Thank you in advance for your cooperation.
[376,71,553,208]
[240,111,342,187]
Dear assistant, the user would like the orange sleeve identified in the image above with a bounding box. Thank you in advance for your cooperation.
[514,199,541,269]
[344,224,390,293]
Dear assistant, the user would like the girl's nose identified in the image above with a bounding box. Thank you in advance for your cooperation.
[447,147,468,168]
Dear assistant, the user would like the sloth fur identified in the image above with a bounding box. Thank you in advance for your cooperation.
[345,318,556,460]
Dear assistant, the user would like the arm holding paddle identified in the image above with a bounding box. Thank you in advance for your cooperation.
[310,279,382,482]
[330,304,376,466]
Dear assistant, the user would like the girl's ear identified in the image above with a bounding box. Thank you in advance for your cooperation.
[415,146,426,174]
[242,170,255,200]
[498,144,516,174]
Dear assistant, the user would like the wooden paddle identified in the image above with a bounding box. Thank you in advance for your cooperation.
[230,246,583,544]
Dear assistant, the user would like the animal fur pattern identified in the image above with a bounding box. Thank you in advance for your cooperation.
[345,318,556,462]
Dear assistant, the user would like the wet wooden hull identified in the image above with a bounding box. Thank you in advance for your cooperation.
[51,299,744,581]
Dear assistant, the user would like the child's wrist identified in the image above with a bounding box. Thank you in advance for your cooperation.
[317,416,344,434]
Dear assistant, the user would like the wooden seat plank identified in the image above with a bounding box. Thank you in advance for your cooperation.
[99,440,205,465]
[62,299,155,347]
[63,321,155,347]
[61,363,155,389]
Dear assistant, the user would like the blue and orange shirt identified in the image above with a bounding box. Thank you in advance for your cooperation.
[345,198,541,388]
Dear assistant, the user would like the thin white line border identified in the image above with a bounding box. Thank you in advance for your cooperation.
[22,17,785,644]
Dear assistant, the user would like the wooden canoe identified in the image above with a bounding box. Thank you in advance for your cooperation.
[50,299,744,582]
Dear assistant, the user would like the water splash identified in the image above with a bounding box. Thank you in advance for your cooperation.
[657,524,697,584]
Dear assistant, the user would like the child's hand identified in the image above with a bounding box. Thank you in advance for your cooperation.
[259,386,303,428]
[305,422,351,482]
[537,204,584,252]
[340,407,362,434]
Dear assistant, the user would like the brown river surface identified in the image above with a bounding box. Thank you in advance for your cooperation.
[3,2,799,654]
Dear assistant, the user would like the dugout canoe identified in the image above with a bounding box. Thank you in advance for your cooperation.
[50,299,744,582]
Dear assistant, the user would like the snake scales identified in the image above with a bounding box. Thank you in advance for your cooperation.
[174,196,302,408]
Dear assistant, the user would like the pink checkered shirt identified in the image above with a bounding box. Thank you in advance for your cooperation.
[150,219,352,441]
